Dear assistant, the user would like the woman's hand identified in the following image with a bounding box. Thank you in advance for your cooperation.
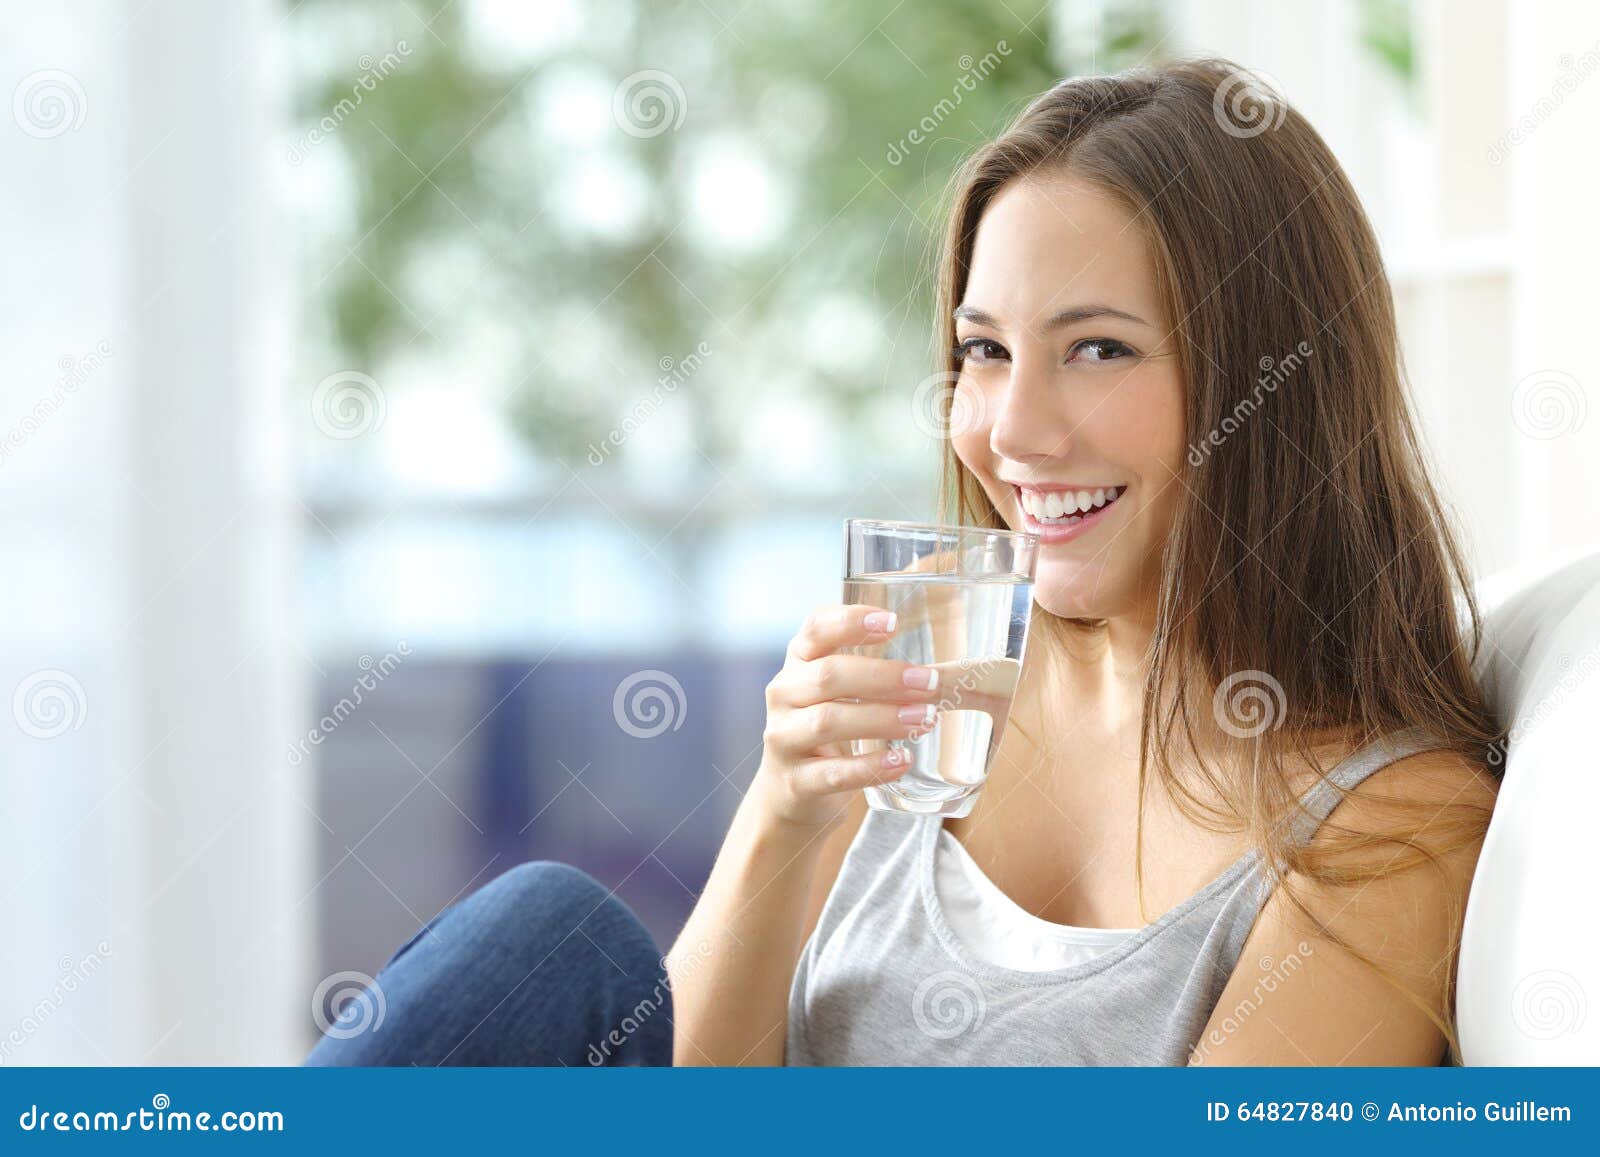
[752,603,943,831]
[669,602,943,1064]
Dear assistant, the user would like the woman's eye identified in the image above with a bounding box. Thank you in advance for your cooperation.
[1068,338,1136,364]
[954,338,1009,365]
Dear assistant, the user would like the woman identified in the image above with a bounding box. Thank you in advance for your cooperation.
[308,58,1500,1068]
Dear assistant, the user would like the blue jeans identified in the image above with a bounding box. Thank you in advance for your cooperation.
[304,862,674,1066]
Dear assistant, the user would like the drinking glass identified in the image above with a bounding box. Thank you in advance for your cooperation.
[842,519,1039,818]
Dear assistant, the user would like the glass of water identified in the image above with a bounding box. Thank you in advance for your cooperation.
[842,519,1039,818]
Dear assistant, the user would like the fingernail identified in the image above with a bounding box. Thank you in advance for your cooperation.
[898,704,936,726]
[882,748,907,768]
[863,611,897,633]
[902,666,939,691]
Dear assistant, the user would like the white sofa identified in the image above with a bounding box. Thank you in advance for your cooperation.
[1459,548,1600,1064]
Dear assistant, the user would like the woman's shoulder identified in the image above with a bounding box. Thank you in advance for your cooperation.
[1201,740,1501,1065]
[1321,741,1499,840]
[1286,738,1499,917]
[1285,727,1498,819]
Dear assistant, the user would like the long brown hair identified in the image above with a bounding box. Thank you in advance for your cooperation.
[932,58,1501,1057]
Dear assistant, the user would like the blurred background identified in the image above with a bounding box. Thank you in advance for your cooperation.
[2,0,1597,1063]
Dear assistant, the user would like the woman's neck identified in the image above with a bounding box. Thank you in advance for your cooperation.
[1014,606,1159,729]
[1005,604,1364,803]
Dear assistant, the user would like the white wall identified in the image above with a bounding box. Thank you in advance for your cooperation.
[1501,0,1600,564]
[1166,0,1600,578]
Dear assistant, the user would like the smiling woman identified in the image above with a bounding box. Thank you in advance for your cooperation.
[768,57,1501,1068]
[305,58,1502,1070]
[908,57,1502,1062]
[946,173,1185,578]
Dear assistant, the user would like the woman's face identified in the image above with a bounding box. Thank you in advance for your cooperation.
[951,169,1187,622]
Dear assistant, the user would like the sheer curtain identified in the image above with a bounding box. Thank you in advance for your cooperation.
[0,0,308,1063]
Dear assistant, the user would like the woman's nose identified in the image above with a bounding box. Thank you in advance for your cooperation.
[988,356,1070,464]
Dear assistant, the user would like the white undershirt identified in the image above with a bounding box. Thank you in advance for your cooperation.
[935,827,1139,971]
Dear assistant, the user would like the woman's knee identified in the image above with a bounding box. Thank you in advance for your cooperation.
[307,860,671,1065]
[477,860,613,921]
[438,861,655,967]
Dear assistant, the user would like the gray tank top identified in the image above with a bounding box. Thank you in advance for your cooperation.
[785,726,1445,1065]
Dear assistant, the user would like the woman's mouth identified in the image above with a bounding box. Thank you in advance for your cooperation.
[1013,483,1127,543]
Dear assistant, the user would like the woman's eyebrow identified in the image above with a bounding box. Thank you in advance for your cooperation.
[954,303,1151,328]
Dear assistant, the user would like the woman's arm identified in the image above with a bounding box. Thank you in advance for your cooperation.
[665,604,941,1065]
[1190,749,1499,1065]
[666,787,865,1065]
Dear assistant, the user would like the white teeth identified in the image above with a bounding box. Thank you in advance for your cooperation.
[1019,485,1124,523]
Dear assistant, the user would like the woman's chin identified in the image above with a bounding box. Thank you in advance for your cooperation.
[1029,564,1143,621]
[1032,586,1110,621]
